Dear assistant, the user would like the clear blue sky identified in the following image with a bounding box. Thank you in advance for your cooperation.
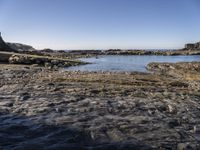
[0,0,200,50]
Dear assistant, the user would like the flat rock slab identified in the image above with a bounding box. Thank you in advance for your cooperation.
[0,64,200,149]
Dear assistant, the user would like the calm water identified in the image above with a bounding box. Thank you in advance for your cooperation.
[67,55,200,72]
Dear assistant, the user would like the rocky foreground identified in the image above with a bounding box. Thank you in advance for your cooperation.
[0,63,200,149]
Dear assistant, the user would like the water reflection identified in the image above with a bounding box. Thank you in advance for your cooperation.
[67,55,200,72]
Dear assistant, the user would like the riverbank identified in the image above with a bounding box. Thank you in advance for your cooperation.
[0,62,200,149]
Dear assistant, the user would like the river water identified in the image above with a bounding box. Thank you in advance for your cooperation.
[67,55,200,72]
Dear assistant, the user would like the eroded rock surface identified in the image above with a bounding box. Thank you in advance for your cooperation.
[0,64,200,149]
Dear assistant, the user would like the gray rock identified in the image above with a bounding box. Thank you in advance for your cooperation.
[7,42,36,52]
[0,100,13,107]
[0,32,16,52]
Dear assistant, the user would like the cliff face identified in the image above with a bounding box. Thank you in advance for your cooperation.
[0,33,16,52]
[0,33,6,50]
[0,33,36,52]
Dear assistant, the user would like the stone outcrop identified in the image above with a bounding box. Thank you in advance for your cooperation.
[195,42,200,49]
[7,42,36,52]
[185,43,195,49]
[185,41,200,50]
[0,32,36,52]
[147,62,200,82]
[0,32,16,52]
[147,62,200,73]
[8,54,87,68]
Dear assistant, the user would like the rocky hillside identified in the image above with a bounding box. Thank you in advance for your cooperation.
[0,32,36,52]
[0,33,16,52]
[7,42,36,52]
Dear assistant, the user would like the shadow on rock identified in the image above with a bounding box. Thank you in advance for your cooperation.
[0,112,152,150]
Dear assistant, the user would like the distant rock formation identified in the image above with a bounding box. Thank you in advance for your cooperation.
[7,42,36,52]
[0,32,16,52]
[40,48,54,53]
[0,32,37,52]
[185,42,200,50]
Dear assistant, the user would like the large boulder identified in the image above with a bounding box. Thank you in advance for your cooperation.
[8,54,85,68]
[9,55,32,64]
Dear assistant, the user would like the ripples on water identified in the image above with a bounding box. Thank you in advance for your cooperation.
[67,55,200,72]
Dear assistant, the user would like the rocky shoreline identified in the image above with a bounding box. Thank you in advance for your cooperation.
[66,49,200,58]
[0,62,200,149]
[1,33,200,149]
[19,49,200,61]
